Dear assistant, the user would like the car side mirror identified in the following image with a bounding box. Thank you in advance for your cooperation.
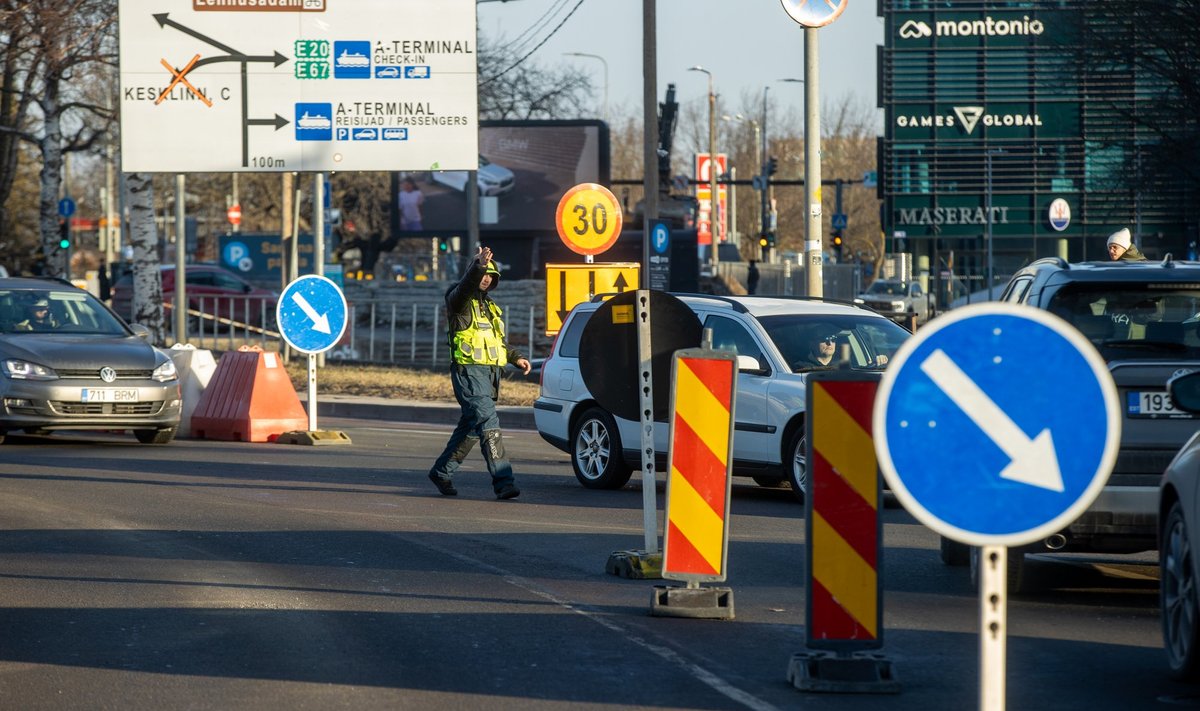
[1169,371,1200,413]
[129,323,152,341]
[736,354,765,374]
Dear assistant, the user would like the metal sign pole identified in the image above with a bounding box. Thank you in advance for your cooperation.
[307,352,318,432]
[980,545,1007,711]
[636,288,657,553]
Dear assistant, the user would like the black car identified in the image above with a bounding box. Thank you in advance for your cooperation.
[943,257,1200,590]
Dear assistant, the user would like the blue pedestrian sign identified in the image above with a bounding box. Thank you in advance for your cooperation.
[277,275,348,354]
[58,197,76,218]
[831,213,848,231]
[874,303,1120,547]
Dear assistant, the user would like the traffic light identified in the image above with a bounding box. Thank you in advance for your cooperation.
[58,219,69,250]
[832,232,844,261]
[437,238,448,252]
[766,157,778,177]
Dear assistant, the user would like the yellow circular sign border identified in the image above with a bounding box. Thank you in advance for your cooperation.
[555,183,624,256]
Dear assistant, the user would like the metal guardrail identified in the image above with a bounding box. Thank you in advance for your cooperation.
[173,294,549,368]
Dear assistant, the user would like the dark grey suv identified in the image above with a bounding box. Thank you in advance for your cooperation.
[944,257,1200,590]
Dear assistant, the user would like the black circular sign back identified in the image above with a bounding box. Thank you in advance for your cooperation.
[578,290,702,422]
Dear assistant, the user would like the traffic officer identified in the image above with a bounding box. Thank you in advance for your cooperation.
[428,246,531,499]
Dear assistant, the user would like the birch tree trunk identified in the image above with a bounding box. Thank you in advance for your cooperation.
[126,172,164,344]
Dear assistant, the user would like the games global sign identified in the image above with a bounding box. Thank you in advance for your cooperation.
[896,106,1042,135]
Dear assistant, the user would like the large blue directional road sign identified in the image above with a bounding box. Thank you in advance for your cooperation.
[277,275,348,354]
[873,303,1121,547]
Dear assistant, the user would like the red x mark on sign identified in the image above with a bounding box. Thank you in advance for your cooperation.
[156,54,212,107]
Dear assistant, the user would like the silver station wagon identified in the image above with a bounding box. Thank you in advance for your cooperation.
[534,294,910,500]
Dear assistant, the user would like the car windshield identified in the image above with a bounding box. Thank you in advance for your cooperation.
[1049,285,1200,361]
[0,289,129,335]
[867,281,909,296]
[757,314,911,372]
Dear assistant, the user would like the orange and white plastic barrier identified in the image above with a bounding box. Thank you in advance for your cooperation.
[190,346,307,442]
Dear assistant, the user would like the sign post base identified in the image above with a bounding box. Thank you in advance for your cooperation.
[650,585,734,619]
[275,430,352,446]
[604,550,662,579]
[787,651,900,694]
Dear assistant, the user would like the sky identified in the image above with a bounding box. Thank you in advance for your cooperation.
[477,0,884,125]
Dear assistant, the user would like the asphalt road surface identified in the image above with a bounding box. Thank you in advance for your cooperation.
[0,419,1195,710]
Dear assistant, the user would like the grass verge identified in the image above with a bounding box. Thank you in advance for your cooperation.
[284,360,540,407]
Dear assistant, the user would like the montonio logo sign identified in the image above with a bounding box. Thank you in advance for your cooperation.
[896,106,1042,135]
[898,16,1045,39]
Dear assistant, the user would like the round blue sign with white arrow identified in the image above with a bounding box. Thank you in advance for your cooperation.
[874,303,1120,547]
[277,275,348,354]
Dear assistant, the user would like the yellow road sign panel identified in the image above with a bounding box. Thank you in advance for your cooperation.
[545,262,640,335]
[555,183,624,256]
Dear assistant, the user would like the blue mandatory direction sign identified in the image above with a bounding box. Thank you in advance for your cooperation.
[58,197,76,218]
[277,275,348,354]
[873,303,1121,547]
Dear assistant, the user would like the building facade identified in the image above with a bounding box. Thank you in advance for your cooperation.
[878,0,1200,299]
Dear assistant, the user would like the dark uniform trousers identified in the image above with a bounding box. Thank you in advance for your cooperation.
[429,362,515,492]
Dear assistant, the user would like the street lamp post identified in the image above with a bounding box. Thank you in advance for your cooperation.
[563,52,608,122]
[724,113,759,250]
[689,65,720,269]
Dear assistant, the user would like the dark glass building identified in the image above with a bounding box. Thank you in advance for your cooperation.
[878,0,1200,297]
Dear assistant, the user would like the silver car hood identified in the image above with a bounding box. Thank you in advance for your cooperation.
[0,335,162,369]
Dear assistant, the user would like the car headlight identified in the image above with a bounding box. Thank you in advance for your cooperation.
[152,359,178,382]
[4,359,58,380]
[892,301,905,310]
[853,298,865,304]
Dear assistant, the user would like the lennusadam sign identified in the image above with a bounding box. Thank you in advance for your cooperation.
[896,106,1042,135]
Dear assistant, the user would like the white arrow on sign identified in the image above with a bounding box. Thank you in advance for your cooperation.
[920,348,1064,492]
[291,291,331,334]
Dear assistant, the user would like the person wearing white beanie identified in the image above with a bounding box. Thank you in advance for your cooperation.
[1106,227,1146,261]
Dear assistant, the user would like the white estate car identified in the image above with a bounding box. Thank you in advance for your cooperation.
[534,295,911,500]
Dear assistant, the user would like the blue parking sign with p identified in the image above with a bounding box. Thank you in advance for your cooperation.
[874,303,1120,547]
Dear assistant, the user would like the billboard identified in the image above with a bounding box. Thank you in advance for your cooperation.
[396,120,610,234]
[118,0,478,172]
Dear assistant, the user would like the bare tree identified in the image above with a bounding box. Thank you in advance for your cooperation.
[126,172,164,343]
[2,0,117,276]
[477,37,592,120]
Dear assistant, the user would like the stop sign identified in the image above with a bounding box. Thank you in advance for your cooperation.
[227,204,242,225]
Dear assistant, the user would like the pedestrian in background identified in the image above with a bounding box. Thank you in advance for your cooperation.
[746,260,760,295]
[398,176,425,231]
[427,246,531,500]
[1107,228,1147,261]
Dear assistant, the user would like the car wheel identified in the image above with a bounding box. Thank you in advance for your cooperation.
[786,427,807,503]
[940,536,970,566]
[571,407,632,490]
[752,475,786,488]
[135,427,176,445]
[1162,501,1200,679]
[969,546,1027,594]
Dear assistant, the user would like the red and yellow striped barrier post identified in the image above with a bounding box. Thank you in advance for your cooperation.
[788,372,898,692]
[652,348,737,618]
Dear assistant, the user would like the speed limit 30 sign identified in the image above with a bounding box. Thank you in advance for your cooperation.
[555,183,623,257]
